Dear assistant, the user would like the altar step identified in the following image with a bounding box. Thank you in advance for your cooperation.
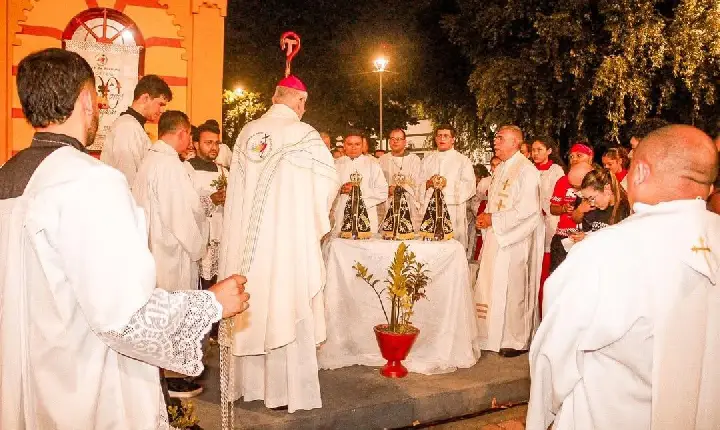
[192,346,530,430]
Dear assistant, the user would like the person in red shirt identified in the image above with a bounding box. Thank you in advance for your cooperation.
[602,146,630,183]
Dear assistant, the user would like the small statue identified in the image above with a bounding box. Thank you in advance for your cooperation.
[419,175,453,241]
[340,171,373,239]
[380,173,415,240]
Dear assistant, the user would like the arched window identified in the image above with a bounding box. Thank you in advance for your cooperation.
[62,8,145,72]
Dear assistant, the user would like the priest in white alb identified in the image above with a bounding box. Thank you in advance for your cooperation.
[378,128,422,228]
[219,75,338,412]
[100,74,171,187]
[332,132,388,235]
[527,125,720,430]
[0,48,249,430]
[474,125,544,357]
[419,124,476,248]
[133,111,216,293]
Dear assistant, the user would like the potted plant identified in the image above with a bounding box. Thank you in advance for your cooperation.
[353,242,430,378]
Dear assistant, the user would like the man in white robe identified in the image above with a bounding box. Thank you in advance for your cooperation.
[420,124,476,248]
[474,125,544,356]
[185,121,228,289]
[133,111,215,294]
[527,125,720,430]
[378,128,422,228]
[332,132,388,235]
[100,74,171,187]
[219,75,338,413]
[0,48,250,430]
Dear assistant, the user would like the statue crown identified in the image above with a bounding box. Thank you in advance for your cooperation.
[432,175,447,189]
[350,171,363,185]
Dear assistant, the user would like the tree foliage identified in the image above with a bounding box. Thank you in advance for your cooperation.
[221,89,266,146]
[443,0,720,149]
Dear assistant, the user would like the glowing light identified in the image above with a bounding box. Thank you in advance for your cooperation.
[373,57,389,72]
[234,87,245,96]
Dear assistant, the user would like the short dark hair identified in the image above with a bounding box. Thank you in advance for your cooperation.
[158,110,190,137]
[194,120,220,142]
[628,118,670,141]
[17,48,95,128]
[435,124,456,137]
[133,74,172,102]
[345,129,365,140]
[389,128,406,139]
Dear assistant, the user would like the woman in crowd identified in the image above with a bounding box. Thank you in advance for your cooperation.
[570,166,631,244]
[602,146,630,183]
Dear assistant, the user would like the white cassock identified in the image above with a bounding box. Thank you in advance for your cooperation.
[100,111,152,187]
[219,104,338,411]
[378,152,423,228]
[468,175,493,258]
[133,140,211,292]
[419,148,476,248]
[332,155,388,235]
[473,151,544,352]
[184,158,229,281]
[527,199,720,430]
[538,163,565,253]
[0,139,221,429]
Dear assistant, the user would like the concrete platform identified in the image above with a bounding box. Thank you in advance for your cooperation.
[191,345,530,430]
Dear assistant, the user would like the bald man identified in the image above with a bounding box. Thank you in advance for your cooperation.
[474,125,544,356]
[527,125,720,430]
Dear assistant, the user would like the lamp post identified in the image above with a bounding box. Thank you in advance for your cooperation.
[373,57,388,150]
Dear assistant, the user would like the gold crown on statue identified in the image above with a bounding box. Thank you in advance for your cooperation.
[432,175,447,190]
[393,172,407,186]
[350,171,363,185]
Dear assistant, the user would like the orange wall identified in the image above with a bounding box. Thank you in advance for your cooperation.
[3,0,226,161]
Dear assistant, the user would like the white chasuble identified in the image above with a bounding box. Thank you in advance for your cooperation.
[527,200,720,430]
[539,163,565,252]
[419,148,476,248]
[132,140,211,292]
[184,159,229,280]
[378,152,423,229]
[473,151,544,352]
[219,104,338,412]
[332,155,388,236]
[0,145,221,430]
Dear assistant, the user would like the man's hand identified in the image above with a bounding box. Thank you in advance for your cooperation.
[209,275,250,319]
[426,175,437,190]
[475,213,492,229]
[576,200,593,213]
[389,185,397,195]
[563,203,575,213]
[340,182,353,194]
[570,231,586,243]
[210,189,226,206]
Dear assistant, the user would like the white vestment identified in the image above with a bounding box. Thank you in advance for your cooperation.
[133,140,210,292]
[527,199,720,430]
[331,155,388,235]
[100,112,152,187]
[0,144,221,430]
[219,104,338,411]
[378,152,423,228]
[184,159,228,280]
[468,176,492,259]
[419,148,476,248]
[539,163,565,252]
[473,151,544,352]
[216,143,232,168]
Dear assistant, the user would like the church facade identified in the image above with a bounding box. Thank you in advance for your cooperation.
[1,0,227,162]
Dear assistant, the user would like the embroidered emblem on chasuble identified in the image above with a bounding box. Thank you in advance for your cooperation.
[419,175,453,241]
[245,132,273,162]
[380,181,415,240]
[340,171,372,239]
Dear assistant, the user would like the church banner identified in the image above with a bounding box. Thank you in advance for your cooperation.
[65,40,142,151]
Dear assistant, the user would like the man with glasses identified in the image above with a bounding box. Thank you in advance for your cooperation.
[419,124,476,248]
[378,129,423,229]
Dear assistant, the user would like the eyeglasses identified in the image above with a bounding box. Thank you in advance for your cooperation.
[389,137,405,142]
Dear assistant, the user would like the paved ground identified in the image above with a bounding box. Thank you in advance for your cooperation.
[431,405,527,429]
[189,345,530,429]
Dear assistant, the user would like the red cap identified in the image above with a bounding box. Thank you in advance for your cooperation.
[570,142,593,157]
[277,75,307,92]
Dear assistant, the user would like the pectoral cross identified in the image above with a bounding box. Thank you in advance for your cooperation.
[691,237,711,253]
[497,200,506,211]
[502,179,510,191]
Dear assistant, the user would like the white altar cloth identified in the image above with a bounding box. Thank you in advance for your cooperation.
[318,238,481,375]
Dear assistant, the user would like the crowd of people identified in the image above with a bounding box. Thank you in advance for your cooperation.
[2,47,720,430]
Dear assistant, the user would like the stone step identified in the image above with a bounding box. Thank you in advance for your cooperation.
[190,347,530,430]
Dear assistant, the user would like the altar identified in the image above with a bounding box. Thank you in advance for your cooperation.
[319,237,481,375]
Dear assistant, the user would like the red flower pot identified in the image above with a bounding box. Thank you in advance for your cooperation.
[373,324,419,378]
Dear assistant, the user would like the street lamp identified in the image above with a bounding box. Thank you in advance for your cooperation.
[234,87,245,96]
[373,57,388,150]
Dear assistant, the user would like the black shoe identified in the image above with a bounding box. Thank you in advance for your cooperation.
[270,405,289,411]
[498,348,528,358]
[167,378,204,398]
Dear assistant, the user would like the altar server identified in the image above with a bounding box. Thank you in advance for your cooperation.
[419,124,476,248]
[474,125,544,357]
[332,132,388,235]
[220,75,338,412]
[101,74,171,187]
[527,125,720,430]
[0,48,249,430]
[378,128,422,228]
[132,111,211,293]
